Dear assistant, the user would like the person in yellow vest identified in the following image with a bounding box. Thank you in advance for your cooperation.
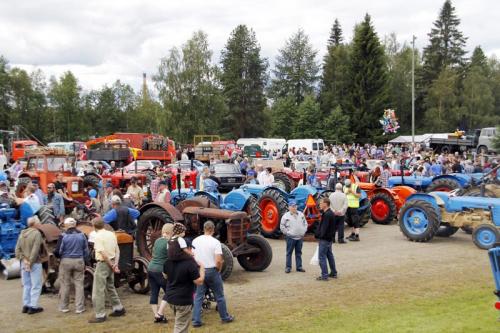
[343,179,361,241]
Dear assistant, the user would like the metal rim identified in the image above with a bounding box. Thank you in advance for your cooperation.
[475,227,496,247]
[403,207,429,235]
[371,199,390,221]
[259,198,279,233]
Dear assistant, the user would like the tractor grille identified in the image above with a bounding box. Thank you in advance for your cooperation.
[226,217,250,247]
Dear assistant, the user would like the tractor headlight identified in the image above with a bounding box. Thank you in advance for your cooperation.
[71,181,79,193]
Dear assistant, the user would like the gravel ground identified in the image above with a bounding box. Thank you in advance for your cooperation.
[0,221,492,333]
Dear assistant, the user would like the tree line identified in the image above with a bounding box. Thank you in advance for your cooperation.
[0,0,499,146]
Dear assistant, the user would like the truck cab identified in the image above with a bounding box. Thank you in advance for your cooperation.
[10,140,38,163]
[477,127,497,154]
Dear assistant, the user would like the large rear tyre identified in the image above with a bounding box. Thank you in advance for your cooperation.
[472,224,499,250]
[370,192,397,225]
[257,189,288,238]
[398,200,440,242]
[137,207,174,260]
[237,235,273,272]
[426,178,460,193]
[245,195,261,234]
[220,244,234,281]
[436,225,459,237]
[273,172,293,192]
[37,206,57,225]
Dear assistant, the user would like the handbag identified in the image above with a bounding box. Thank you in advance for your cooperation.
[309,245,319,266]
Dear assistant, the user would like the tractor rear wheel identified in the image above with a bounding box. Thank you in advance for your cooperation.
[220,244,234,281]
[257,189,288,238]
[237,235,273,272]
[426,178,460,193]
[472,224,499,250]
[129,256,151,294]
[273,172,293,192]
[137,207,174,260]
[398,200,440,242]
[370,192,397,225]
[83,174,100,188]
[436,225,459,237]
[245,195,261,234]
[37,206,57,225]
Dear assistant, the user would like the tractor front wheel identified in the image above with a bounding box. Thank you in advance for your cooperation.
[472,224,499,250]
[220,244,234,281]
[257,189,288,238]
[370,192,397,225]
[237,235,273,272]
[398,200,440,242]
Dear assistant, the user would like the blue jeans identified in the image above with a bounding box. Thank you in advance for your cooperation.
[285,237,303,270]
[147,270,166,305]
[22,261,43,308]
[318,240,337,279]
[192,268,230,325]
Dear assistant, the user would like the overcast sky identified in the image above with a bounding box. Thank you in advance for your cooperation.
[1,0,498,92]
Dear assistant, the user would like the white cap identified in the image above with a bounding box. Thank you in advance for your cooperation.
[111,195,122,204]
[64,217,77,226]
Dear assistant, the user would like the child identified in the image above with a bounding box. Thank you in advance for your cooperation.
[167,223,192,261]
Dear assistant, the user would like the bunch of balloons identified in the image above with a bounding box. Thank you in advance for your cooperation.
[379,109,400,135]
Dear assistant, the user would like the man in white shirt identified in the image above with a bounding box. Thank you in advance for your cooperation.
[258,167,275,186]
[192,221,234,327]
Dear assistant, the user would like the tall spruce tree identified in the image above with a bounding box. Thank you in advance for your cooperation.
[270,96,297,137]
[0,56,11,132]
[319,19,350,117]
[421,0,467,85]
[347,14,389,143]
[220,25,268,138]
[269,29,319,104]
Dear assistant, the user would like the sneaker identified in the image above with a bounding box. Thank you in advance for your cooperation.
[22,306,29,314]
[328,273,338,279]
[109,308,126,317]
[27,307,44,314]
[285,268,291,273]
[222,315,234,324]
[347,235,356,241]
[59,308,70,313]
[297,268,306,272]
[316,276,329,281]
[352,235,360,242]
[88,316,106,323]
[75,309,86,314]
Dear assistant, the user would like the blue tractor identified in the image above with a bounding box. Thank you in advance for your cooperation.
[388,172,473,193]
[398,191,500,249]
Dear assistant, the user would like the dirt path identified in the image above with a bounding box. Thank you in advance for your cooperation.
[0,222,492,333]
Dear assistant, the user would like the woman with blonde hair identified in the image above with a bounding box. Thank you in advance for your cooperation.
[147,223,174,323]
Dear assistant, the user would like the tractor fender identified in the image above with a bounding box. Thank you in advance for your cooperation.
[224,189,251,211]
[139,202,184,222]
[289,185,318,205]
[264,185,289,197]
[433,174,471,188]
[384,186,417,205]
[405,193,443,212]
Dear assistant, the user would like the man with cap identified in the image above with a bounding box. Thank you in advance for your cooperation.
[101,182,114,213]
[246,169,258,184]
[280,200,308,273]
[54,217,89,314]
[329,183,348,243]
[344,178,362,242]
[126,177,144,207]
[103,195,140,235]
[44,183,65,225]
[89,218,125,323]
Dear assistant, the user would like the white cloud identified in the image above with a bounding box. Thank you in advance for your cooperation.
[1,0,497,91]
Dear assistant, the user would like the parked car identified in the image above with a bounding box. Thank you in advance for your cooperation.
[209,163,245,191]
[124,160,162,173]
[167,160,205,173]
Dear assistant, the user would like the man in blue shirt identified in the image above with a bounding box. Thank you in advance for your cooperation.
[54,217,89,314]
[103,195,140,235]
[429,160,442,176]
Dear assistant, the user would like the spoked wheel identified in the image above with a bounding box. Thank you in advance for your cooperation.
[370,192,397,225]
[137,207,174,260]
[237,235,273,272]
[83,266,95,299]
[129,257,150,294]
[257,190,287,238]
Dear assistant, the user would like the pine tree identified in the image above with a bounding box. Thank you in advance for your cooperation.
[347,14,389,143]
[319,19,350,117]
[0,56,11,132]
[270,96,297,137]
[328,19,343,47]
[220,25,268,138]
[469,46,489,75]
[269,29,319,104]
[294,95,322,138]
[323,105,355,143]
[421,0,467,85]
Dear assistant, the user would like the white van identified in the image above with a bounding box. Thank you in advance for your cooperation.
[236,138,286,152]
[285,139,325,155]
